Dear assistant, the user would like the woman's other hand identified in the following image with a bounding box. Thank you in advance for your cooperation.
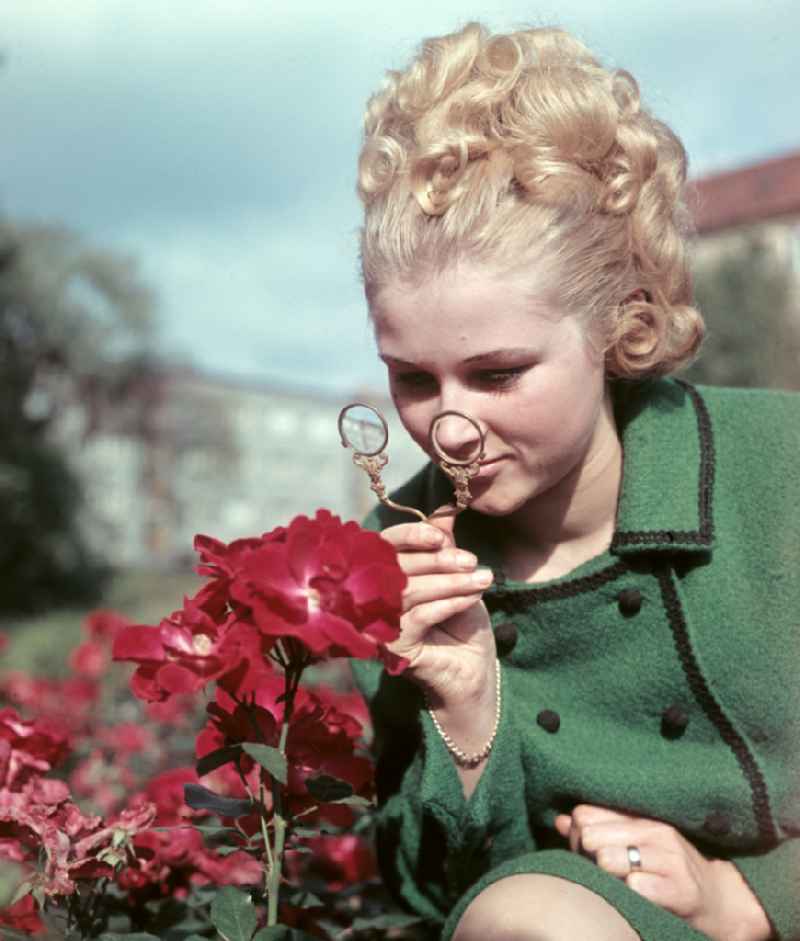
[555,805,772,941]
[380,506,497,708]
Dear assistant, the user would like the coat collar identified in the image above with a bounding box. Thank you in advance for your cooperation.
[610,378,715,556]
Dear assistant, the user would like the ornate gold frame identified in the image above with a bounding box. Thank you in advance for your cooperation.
[338,403,486,522]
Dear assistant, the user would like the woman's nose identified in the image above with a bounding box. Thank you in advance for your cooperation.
[429,409,484,464]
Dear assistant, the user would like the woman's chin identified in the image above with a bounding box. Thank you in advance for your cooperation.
[468,484,526,518]
[466,469,550,518]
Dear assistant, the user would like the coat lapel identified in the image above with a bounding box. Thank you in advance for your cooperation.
[611,379,716,556]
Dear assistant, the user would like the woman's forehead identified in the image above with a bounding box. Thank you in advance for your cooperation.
[372,266,568,342]
[373,289,581,372]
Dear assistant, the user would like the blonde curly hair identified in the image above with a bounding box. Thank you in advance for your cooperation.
[357,22,704,378]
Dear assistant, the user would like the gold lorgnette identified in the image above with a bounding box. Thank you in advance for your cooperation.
[337,403,486,521]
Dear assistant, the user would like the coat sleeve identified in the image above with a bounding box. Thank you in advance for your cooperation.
[709,388,800,941]
[348,656,533,926]
[351,486,535,922]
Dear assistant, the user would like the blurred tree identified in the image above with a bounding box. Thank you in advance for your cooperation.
[686,233,800,390]
[0,221,156,614]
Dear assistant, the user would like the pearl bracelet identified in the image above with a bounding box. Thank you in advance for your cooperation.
[425,659,502,768]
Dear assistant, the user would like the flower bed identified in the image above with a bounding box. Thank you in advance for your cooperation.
[0,512,423,940]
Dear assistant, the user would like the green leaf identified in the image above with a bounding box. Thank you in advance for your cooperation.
[352,813,374,834]
[196,744,242,777]
[210,885,257,941]
[241,743,287,784]
[9,879,33,906]
[97,847,125,867]
[312,918,342,938]
[286,888,324,908]
[252,928,316,941]
[98,934,162,940]
[305,774,353,802]
[193,824,247,846]
[187,882,221,904]
[332,794,373,808]
[290,825,337,839]
[184,783,254,818]
[350,912,424,931]
[162,923,209,939]
[214,844,251,857]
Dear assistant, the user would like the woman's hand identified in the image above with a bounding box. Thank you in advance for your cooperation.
[380,507,497,708]
[555,805,772,941]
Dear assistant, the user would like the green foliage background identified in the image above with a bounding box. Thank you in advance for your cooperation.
[0,222,156,615]
[686,232,800,391]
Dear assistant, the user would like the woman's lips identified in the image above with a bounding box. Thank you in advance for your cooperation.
[476,457,506,478]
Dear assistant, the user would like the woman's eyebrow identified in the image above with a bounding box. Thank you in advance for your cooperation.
[462,347,537,365]
[379,353,417,367]
[380,348,537,368]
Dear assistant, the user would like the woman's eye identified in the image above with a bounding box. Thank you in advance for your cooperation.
[474,366,529,388]
[391,371,436,391]
[389,364,531,394]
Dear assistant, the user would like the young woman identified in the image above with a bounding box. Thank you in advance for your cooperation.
[349,22,799,941]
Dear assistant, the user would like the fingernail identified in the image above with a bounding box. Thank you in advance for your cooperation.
[455,550,477,570]
[471,567,494,587]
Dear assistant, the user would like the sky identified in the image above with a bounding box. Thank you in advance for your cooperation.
[2,0,799,397]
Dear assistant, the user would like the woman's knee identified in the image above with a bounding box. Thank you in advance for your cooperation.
[451,874,541,941]
[451,874,640,941]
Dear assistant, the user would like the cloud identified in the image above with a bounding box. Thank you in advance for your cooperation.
[121,209,383,391]
[2,0,798,392]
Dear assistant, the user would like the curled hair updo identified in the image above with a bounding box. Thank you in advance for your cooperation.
[357,22,704,378]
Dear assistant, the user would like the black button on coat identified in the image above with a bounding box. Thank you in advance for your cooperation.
[536,709,561,734]
[617,588,642,615]
[493,622,518,657]
[661,704,689,738]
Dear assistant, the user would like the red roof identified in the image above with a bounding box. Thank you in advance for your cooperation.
[687,149,800,235]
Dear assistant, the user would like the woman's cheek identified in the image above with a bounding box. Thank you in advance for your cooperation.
[395,403,432,453]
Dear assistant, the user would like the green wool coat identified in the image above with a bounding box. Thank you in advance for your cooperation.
[350,379,800,941]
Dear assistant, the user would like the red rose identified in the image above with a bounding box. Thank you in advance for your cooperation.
[196,677,373,827]
[0,674,98,734]
[0,709,70,790]
[307,833,377,887]
[228,510,407,671]
[69,640,108,678]
[141,767,201,825]
[98,723,155,756]
[0,894,43,934]
[84,609,132,642]
[113,603,241,702]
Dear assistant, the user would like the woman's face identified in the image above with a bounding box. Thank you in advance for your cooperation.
[371,261,614,519]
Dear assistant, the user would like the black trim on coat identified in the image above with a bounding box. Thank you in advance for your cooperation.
[485,559,629,612]
[657,567,777,845]
[612,380,716,552]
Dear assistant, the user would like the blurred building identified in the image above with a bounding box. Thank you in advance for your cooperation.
[70,369,425,567]
[689,148,800,292]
